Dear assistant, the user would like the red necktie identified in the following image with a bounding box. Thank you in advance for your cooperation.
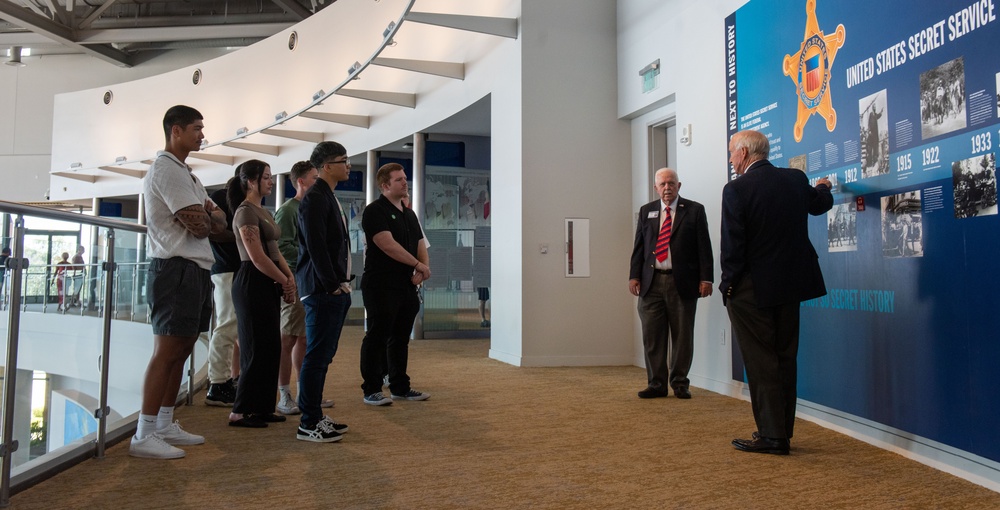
[655,206,672,263]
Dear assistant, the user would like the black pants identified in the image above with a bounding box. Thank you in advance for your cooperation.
[360,285,420,396]
[726,275,800,439]
[232,261,281,415]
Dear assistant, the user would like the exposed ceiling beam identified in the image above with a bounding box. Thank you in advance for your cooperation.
[52,171,97,183]
[371,57,464,80]
[76,23,294,44]
[299,111,370,128]
[269,0,311,21]
[335,88,415,108]
[222,141,281,156]
[260,128,325,143]
[0,1,132,66]
[188,153,236,165]
[40,0,68,26]
[98,166,146,178]
[404,12,518,39]
[77,0,119,30]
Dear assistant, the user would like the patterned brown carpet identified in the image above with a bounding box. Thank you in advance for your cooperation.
[11,327,1000,509]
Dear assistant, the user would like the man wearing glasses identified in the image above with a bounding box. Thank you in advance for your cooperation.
[293,141,353,443]
[628,168,714,400]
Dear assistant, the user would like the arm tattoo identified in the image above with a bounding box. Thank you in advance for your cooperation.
[240,225,260,247]
[174,204,211,238]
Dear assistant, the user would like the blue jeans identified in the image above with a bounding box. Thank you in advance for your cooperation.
[298,291,351,427]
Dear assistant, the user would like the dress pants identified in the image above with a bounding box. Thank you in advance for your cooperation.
[725,274,800,439]
[360,285,420,396]
[637,272,697,392]
[231,262,281,416]
[298,291,351,427]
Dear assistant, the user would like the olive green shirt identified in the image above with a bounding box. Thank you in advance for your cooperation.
[274,198,301,271]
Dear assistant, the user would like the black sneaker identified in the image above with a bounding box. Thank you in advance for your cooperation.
[297,420,343,443]
[318,415,349,434]
[206,381,235,407]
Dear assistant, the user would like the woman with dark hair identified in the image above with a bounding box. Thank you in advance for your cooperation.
[226,159,297,428]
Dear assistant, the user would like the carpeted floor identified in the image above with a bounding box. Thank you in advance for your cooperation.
[10,327,1000,509]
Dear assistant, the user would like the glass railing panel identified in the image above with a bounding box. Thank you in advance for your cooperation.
[1,204,206,498]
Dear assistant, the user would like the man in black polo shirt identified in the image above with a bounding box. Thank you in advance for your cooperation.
[360,163,431,406]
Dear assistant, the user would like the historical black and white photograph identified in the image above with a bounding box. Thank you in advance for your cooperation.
[788,153,808,172]
[859,89,889,178]
[881,191,923,258]
[952,152,998,219]
[827,202,858,252]
[920,57,967,140]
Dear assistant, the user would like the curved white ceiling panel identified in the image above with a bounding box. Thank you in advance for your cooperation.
[49,0,519,201]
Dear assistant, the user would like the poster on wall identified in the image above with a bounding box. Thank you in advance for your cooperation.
[725,0,1000,462]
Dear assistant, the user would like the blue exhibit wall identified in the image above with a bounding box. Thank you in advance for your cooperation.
[725,0,1000,462]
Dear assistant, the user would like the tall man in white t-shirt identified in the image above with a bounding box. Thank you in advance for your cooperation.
[131,105,227,459]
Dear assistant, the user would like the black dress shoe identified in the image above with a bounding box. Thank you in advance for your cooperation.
[637,387,669,399]
[228,415,268,428]
[731,436,789,455]
[257,413,287,423]
[674,387,692,399]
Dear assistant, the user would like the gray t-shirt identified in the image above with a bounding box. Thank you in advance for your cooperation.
[143,151,215,270]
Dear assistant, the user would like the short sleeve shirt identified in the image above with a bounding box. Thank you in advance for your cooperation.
[274,198,301,270]
[143,151,215,270]
[233,202,281,265]
[361,195,424,289]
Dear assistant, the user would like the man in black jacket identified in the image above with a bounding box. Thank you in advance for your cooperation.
[294,141,353,443]
[721,129,832,455]
[629,168,714,400]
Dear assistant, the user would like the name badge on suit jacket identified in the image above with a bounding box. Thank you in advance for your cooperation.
[648,211,659,219]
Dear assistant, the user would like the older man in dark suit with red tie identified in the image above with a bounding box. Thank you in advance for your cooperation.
[721,129,832,455]
[629,168,714,400]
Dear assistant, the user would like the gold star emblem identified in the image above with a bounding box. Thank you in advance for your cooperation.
[782,0,846,142]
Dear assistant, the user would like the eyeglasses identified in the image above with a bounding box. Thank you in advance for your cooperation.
[325,159,351,167]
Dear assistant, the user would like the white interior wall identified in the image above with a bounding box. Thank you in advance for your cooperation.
[0,49,234,203]
[513,0,633,366]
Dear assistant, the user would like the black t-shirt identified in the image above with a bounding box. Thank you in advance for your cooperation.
[209,187,241,274]
[361,195,423,289]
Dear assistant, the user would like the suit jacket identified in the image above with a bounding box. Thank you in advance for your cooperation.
[719,160,833,307]
[295,178,351,297]
[629,196,714,299]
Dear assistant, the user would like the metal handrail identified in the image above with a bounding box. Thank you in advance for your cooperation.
[0,201,146,235]
[0,201,148,507]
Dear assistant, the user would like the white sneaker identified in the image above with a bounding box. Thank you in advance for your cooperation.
[320,399,335,408]
[277,394,301,415]
[130,433,185,459]
[156,421,205,446]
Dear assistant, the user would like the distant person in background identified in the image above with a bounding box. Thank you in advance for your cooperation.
[0,247,9,302]
[55,252,71,312]
[68,245,85,308]
[226,159,296,428]
[477,287,490,327]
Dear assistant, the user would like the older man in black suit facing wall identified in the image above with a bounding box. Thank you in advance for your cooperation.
[721,129,832,455]
[629,168,714,400]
